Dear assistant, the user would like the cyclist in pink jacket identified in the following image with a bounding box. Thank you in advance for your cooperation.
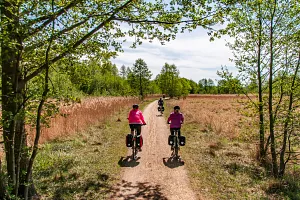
[128,104,146,150]
[167,106,184,136]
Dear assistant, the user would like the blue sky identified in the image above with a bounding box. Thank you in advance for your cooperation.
[111,27,236,83]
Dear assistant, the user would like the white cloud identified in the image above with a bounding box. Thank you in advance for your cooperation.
[111,27,236,82]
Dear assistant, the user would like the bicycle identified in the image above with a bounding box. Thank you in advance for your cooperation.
[128,124,145,160]
[158,105,164,115]
[168,127,185,163]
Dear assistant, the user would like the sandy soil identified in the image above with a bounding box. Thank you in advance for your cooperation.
[111,101,199,200]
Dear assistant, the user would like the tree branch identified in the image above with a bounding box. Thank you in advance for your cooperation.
[24,0,83,39]
[24,0,55,197]
[112,10,218,25]
[24,11,114,53]
[24,17,91,52]
[24,0,135,83]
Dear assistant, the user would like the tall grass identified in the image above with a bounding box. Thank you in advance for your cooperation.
[166,95,300,199]
[27,96,138,144]
[167,96,255,139]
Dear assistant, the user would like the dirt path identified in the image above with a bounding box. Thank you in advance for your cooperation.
[111,101,199,200]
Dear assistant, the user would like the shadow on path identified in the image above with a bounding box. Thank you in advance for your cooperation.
[110,180,168,200]
[51,172,111,199]
[118,156,140,168]
[163,157,184,169]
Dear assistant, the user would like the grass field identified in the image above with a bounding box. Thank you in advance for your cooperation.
[166,95,300,200]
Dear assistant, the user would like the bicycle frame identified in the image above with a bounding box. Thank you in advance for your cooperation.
[171,129,180,159]
[159,105,164,114]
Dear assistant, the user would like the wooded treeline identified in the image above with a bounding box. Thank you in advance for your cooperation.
[36,58,244,99]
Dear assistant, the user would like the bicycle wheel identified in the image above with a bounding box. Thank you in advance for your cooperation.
[132,131,138,160]
[174,136,179,158]
[132,139,137,160]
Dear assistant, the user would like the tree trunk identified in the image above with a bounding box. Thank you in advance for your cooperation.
[139,71,143,100]
[0,160,6,199]
[1,0,20,191]
[1,1,34,197]
[279,51,300,177]
[257,3,266,161]
[268,0,278,178]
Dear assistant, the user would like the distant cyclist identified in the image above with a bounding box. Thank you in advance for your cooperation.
[167,106,184,137]
[128,104,146,151]
[158,97,164,107]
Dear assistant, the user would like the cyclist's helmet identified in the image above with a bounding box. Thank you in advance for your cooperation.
[133,104,139,109]
[174,106,180,110]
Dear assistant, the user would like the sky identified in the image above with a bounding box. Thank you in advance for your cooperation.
[111,27,237,83]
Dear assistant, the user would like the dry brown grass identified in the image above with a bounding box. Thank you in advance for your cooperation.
[167,95,255,139]
[166,95,300,199]
[187,94,249,99]
[27,96,138,144]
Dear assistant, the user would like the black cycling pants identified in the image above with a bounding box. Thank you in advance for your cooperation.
[129,124,142,136]
[170,128,181,137]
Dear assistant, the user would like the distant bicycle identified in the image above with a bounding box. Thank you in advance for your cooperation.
[158,105,164,115]
[158,98,164,115]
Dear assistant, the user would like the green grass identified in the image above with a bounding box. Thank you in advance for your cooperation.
[164,102,300,200]
[33,100,152,199]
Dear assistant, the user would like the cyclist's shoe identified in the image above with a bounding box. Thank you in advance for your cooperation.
[171,147,174,151]
[138,147,142,152]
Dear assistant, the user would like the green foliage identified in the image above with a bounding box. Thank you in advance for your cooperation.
[217,66,243,94]
[127,58,152,98]
[156,63,180,97]
[148,81,162,94]
[175,78,192,98]
[119,65,127,79]
[198,78,218,94]
[47,59,133,96]
[188,79,199,94]
[50,70,83,99]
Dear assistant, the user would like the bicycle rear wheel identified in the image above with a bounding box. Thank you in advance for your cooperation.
[132,144,136,160]
[132,135,138,160]
[170,136,177,158]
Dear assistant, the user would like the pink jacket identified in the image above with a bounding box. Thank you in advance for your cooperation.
[167,112,184,128]
[128,109,146,124]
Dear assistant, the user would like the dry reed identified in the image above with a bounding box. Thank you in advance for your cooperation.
[168,95,254,138]
[27,96,138,144]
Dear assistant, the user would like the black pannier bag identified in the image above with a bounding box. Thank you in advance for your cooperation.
[168,135,176,145]
[126,134,133,147]
[158,106,164,111]
[179,136,186,146]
